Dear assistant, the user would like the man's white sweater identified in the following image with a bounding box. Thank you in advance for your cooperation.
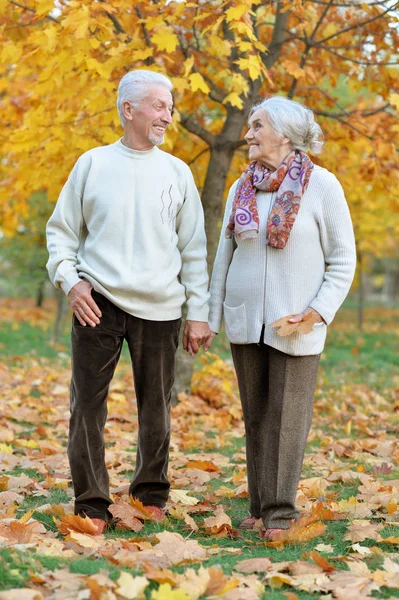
[46,139,209,322]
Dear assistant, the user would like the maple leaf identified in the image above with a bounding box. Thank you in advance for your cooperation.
[151,584,190,600]
[264,515,327,547]
[154,531,207,566]
[205,566,240,596]
[235,557,273,573]
[55,514,99,536]
[0,591,44,600]
[128,496,155,520]
[143,566,179,586]
[188,73,210,94]
[203,506,233,537]
[309,550,335,573]
[269,312,320,337]
[169,490,199,506]
[0,519,46,544]
[343,520,383,543]
[115,572,149,599]
[108,500,144,531]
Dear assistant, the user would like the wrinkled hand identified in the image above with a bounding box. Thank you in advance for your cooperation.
[68,281,102,327]
[289,307,324,324]
[183,320,212,358]
[204,332,217,352]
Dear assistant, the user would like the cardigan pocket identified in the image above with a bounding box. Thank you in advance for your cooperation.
[223,302,248,343]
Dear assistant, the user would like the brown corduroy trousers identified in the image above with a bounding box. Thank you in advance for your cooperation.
[68,291,181,521]
[231,341,320,530]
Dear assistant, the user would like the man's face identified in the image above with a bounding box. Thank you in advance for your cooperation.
[127,84,173,147]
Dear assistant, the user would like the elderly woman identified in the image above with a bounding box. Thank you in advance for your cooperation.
[207,96,356,540]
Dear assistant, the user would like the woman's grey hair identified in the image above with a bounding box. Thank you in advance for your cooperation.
[117,70,173,126]
[250,96,324,155]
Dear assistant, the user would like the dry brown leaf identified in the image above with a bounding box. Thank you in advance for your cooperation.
[235,557,273,573]
[265,516,327,547]
[0,519,46,544]
[177,566,211,599]
[343,520,383,543]
[203,506,233,536]
[55,513,99,536]
[269,312,320,337]
[108,500,144,531]
[128,496,154,520]
[184,459,220,472]
[205,566,240,596]
[0,591,43,600]
[143,566,179,586]
[309,550,335,573]
[154,530,208,566]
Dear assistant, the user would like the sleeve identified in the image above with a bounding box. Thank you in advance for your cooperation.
[208,183,237,333]
[45,158,87,296]
[309,173,357,325]
[176,166,210,322]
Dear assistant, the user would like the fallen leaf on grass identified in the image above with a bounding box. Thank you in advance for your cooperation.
[0,591,43,600]
[55,514,99,536]
[235,557,273,573]
[351,543,373,555]
[155,531,208,566]
[169,489,199,506]
[264,515,326,547]
[177,566,210,599]
[115,572,149,599]
[0,519,46,544]
[343,520,383,543]
[315,543,334,553]
[151,583,190,599]
[309,550,335,572]
[65,531,104,548]
[203,506,233,537]
[143,566,179,586]
[205,566,240,596]
[108,500,144,531]
[269,312,320,337]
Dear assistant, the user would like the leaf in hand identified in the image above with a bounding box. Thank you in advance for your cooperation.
[269,312,320,337]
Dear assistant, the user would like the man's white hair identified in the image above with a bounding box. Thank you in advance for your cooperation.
[117,70,173,126]
[250,96,324,155]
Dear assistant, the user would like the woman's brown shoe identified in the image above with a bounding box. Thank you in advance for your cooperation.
[239,515,259,529]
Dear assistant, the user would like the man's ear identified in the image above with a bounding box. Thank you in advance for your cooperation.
[122,101,134,122]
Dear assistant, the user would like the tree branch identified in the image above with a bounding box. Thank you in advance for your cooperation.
[316,2,397,45]
[180,115,216,147]
[10,0,59,23]
[313,45,399,65]
[262,1,290,69]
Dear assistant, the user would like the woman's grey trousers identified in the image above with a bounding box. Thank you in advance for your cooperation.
[231,340,320,530]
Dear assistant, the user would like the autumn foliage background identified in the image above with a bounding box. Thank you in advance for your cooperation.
[1,1,399,599]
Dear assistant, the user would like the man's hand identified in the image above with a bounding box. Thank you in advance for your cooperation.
[288,307,324,324]
[68,281,102,327]
[183,320,212,358]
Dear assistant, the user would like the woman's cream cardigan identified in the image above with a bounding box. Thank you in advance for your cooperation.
[208,166,357,356]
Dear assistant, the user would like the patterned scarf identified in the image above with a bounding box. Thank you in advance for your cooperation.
[225,151,314,249]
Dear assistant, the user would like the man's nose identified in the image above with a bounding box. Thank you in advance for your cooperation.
[163,109,173,124]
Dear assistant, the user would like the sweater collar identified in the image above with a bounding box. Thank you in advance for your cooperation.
[113,138,159,160]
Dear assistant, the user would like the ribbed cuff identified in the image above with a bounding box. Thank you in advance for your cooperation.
[186,304,209,322]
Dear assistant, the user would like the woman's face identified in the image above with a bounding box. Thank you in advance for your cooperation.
[244,109,291,169]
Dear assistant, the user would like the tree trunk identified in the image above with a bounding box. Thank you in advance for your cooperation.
[357,251,364,331]
[36,280,45,307]
[53,288,69,342]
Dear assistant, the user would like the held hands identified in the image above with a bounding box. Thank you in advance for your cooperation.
[183,320,216,358]
[68,281,102,327]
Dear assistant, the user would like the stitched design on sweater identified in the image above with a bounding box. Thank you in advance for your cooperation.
[160,191,165,224]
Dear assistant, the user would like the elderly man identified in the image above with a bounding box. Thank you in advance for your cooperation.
[46,70,211,534]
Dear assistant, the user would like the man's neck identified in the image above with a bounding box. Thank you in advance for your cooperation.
[121,132,155,151]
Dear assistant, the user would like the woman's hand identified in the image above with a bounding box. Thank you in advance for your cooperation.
[288,307,324,324]
[204,332,217,351]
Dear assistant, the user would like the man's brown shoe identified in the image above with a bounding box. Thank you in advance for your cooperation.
[144,505,166,521]
[91,518,107,535]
